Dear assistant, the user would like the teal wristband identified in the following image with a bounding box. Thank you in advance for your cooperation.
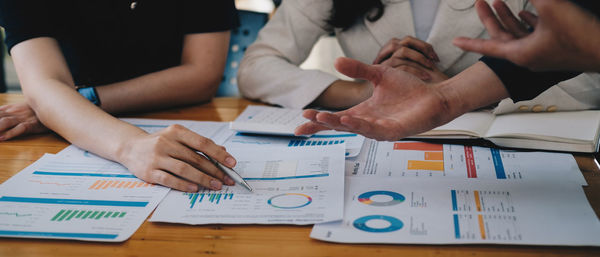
[77,86,101,106]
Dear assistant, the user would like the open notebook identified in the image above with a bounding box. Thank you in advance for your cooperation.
[412,110,600,153]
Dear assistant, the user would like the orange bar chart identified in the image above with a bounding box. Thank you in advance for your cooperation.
[424,151,444,160]
[88,180,153,190]
[474,191,482,212]
[394,142,443,151]
[407,160,444,171]
[478,215,486,239]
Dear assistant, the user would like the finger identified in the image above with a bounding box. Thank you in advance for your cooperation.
[294,121,331,136]
[452,37,509,59]
[475,0,510,39]
[373,38,400,64]
[518,11,538,28]
[147,169,200,192]
[315,112,344,129]
[399,36,439,62]
[170,145,235,186]
[335,57,385,86]
[159,157,224,190]
[381,59,431,81]
[0,122,27,141]
[302,109,320,121]
[338,115,374,138]
[391,47,435,69]
[166,124,237,168]
[0,117,19,132]
[493,0,529,37]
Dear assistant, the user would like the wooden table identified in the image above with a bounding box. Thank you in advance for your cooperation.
[1,93,599,257]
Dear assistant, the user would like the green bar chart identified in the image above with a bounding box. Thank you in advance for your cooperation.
[50,209,126,221]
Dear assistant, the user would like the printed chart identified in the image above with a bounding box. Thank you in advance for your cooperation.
[150,144,345,225]
[222,132,365,157]
[346,140,585,184]
[0,154,169,242]
[310,177,600,245]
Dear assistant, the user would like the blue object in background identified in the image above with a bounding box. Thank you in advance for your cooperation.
[217,10,269,97]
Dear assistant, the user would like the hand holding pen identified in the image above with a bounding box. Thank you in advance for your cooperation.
[205,154,253,192]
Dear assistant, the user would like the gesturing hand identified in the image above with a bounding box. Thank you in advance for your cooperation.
[453,0,600,72]
[118,124,237,192]
[374,36,448,83]
[0,102,48,141]
[295,57,456,141]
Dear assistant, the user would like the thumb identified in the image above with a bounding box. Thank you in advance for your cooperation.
[334,57,384,86]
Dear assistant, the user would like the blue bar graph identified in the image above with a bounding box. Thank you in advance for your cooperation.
[310,134,357,138]
[0,196,148,207]
[184,192,234,208]
[490,149,507,179]
[451,190,458,211]
[453,214,461,239]
[0,230,118,239]
[287,139,345,147]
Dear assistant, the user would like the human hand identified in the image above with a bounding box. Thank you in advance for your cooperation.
[295,57,457,141]
[374,36,447,82]
[118,124,237,192]
[312,80,373,110]
[0,102,48,141]
[453,0,600,72]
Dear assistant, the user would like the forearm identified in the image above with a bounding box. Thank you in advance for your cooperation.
[11,37,146,163]
[24,80,146,162]
[311,80,373,110]
[96,64,220,114]
[436,61,509,117]
[96,32,229,114]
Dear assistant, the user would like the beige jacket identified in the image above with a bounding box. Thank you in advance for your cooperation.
[238,0,600,113]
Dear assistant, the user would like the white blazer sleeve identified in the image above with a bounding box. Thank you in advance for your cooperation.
[237,0,340,108]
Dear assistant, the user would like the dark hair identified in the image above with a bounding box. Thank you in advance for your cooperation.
[328,0,384,30]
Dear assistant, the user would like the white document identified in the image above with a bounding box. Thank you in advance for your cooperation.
[0,154,169,242]
[228,106,366,156]
[219,130,365,157]
[346,140,587,185]
[114,117,366,158]
[310,177,600,246]
[150,144,345,225]
[229,105,309,136]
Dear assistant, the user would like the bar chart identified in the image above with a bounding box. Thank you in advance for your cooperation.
[393,142,445,174]
[88,180,153,190]
[184,189,235,208]
[50,209,127,221]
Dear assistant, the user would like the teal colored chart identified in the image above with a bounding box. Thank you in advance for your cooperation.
[358,191,405,206]
[268,193,312,209]
[353,215,404,233]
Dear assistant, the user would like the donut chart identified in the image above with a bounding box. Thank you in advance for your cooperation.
[268,193,312,209]
[353,215,403,233]
[358,191,405,206]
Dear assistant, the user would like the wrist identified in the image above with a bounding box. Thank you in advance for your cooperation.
[434,62,509,116]
[114,129,147,166]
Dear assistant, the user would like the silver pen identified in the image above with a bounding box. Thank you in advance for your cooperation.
[205,155,253,192]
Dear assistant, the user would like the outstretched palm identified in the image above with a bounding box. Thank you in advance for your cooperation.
[295,57,455,141]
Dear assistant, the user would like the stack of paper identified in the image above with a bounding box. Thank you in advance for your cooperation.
[311,139,600,246]
[0,154,169,242]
